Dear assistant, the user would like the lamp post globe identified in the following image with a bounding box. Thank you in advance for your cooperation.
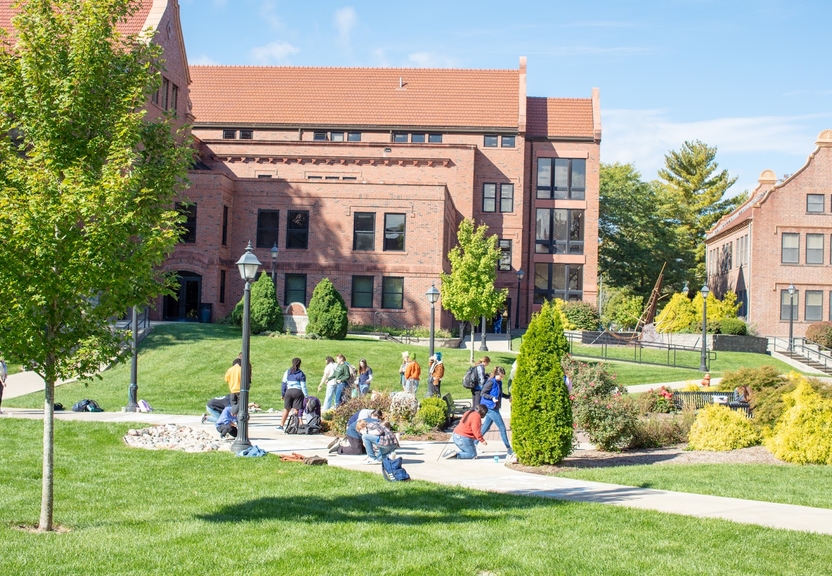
[425,283,440,359]
[232,241,261,454]
[788,283,796,352]
[515,269,524,330]
[700,284,710,372]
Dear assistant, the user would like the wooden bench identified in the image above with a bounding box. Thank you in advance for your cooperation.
[672,391,751,417]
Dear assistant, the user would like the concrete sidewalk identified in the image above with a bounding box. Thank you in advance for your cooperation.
[4,407,831,536]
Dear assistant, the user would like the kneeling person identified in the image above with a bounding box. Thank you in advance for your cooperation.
[216,404,238,438]
[444,404,488,459]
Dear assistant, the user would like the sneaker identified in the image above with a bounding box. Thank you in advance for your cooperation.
[200,414,208,425]
[327,437,341,450]
[276,425,284,432]
[443,450,459,460]
[506,453,518,464]
[364,457,378,465]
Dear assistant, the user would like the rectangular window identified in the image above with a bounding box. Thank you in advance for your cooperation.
[330,131,345,142]
[482,183,497,212]
[219,270,226,304]
[411,133,426,143]
[256,209,279,248]
[806,290,823,321]
[428,133,442,143]
[536,158,585,200]
[807,194,825,213]
[393,133,408,143]
[807,233,824,264]
[484,135,498,147]
[286,210,309,249]
[383,213,406,251]
[170,84,178,112]
[381,277,404,309]
[222,129,236,139]
[780,290,799,321]
[347,132,362,142]
[162,78,170,110]
[313,132,327,141]
[482,183,513,213]
[534,263,583,304]
[720,242,733,272]
[781,233,799,263]
[498,239,512,271]
[221,205,228,246]
[239,129,253,140]
[351,276,374,308]
[177,202,196,243]
[536,209,584,254]
[501,135,516,148]
[284,274,307,306]
[500,183,514,213]
[258,174,273,179]
[353,212,375,251]
[151,87,159,106]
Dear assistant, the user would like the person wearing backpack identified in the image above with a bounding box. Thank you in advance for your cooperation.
[403,353,421,395]
[467,356,490,407]
[331,354,350,408]
[480,366,514,459]
[442,404,488,459]
[277,357,308,432]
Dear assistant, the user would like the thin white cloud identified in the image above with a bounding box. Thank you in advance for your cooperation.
[261,0,283,31]
[407,52,458,68]
[334,7,358,45]
[250,41,300,64]
[190,54,220,65]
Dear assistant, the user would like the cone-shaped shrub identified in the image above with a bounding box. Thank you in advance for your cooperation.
[307,278,348,339]
[232,274,283,334]
[511,300,573,465]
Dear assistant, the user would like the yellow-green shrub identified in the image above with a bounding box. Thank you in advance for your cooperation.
[687,404,760,451]
[765,380,832,465]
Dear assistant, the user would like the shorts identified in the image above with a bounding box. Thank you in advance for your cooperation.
[284,387,304,411]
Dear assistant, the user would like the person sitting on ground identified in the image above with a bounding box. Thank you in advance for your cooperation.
[357,418,399,464]
[443,404,488,459]
[215,404,238,438]
[427,353,444,398]
[330,407,383,454]
[357,358,373,396]
[403,353,421,395]
[277,357,308,431]
[480,366,514,459]
[331,354,351,408]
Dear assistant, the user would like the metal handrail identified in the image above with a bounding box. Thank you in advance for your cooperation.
[567,332,716,370]
[770,336,832,371]
[372,310,416,345]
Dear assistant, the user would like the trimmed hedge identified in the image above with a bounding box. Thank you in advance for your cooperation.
[231,273,283,334]
[306,278,348,339]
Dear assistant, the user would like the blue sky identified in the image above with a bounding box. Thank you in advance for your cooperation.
[179,0,831,196]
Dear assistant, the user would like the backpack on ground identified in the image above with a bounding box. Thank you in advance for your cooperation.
[381,456,411,482]
[302,412,322,435]
[138,399,153,413]
[285,413,300,434]
[86,399,104,412]
[462,366,479,390]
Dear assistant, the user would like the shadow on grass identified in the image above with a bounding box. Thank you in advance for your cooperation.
[198,486,555,526]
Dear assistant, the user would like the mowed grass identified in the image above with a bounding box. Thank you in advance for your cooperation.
[1,418,830,576]
[558,464,832,510]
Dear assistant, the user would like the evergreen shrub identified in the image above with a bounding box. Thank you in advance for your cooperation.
[715,365,784,393]
[687,404,760,451]
[415,401,447,429]
[231,274,283,334]
[805,322,832,349]
[306,278,348,339]
[560,301,601,331]
[718,317,747,335]
[765,379,832,465]
[511,300,573,465]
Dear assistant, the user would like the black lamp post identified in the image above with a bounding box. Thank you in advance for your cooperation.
[270,242,279,296]
[788,283,796,352]
[231,241,261,454]
[515,269,524,330]
[700,284,710,372]
[425,283,440,359]
[125,306,139,412]
[479,315,488,351]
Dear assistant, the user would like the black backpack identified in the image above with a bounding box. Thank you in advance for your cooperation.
[462,366,479,390]
[72,399,102,412]
[304,414,322,435]
[285,413,300,434]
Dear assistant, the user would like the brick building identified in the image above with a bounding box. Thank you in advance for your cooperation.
[705,130,832,337]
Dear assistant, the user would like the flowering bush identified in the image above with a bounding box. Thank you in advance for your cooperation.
[638,386,676,413]
[687,404,759,451]
[330,393,392,434]
[389,392,419,423]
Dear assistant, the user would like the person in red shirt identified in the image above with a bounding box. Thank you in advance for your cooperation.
[442,404,488,459]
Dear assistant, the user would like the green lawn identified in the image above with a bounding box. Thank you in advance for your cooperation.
[1,418,830,575]
[558,464,832,510]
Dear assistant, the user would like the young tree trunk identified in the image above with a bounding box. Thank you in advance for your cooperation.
[469,322,475,363]
[39,378,55,531]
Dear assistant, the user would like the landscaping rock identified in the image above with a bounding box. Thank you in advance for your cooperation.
[122,425,223,452]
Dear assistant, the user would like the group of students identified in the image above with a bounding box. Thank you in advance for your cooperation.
[398,351,445,397]
[318,354,374,413]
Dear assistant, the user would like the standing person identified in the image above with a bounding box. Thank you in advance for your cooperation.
[471,356,491,407]
[215,404,238,438]
[224,355,242,409]
[427,353,444,398]
[480,366,514,459]
[277,357,308,431]
[0,357,7,414]
[493,311,503,334]
[357,419,399,464]
[357,359,373,396]
[332,354,351,408]
[403,353,421,395]
[318,356,337,412]
[442,404,488,459]
[398,351,409,389]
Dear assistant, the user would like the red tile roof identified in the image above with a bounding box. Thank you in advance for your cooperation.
[526,96,595,139]
[189,66,521,130]
[0,0,155,40]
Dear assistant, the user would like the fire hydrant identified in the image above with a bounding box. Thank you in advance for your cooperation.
[701,373,711,388]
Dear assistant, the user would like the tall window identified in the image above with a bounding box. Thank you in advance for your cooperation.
[161,78,170,109]
[383,213,406,251]
[382,277,404,309]
[221,205,228,246]
[351,276,374,308]
[353,212,375,251]
[780,290,798,321]
[806,234,824,264]
[284,274,307,305]
[720,242,733,272]
[482,183,514,213]
[498,239,512,271]
[781,233,799,264]
[534,263,583,304]
[807,194,825,213]
[256,209,279,248]
[805,290,823,321]
[170,84,178,113]
[535,209,584,254]
[536,158,586,200]
[177,202,196,243]
[286,210,309,249]
[219,270,226,304]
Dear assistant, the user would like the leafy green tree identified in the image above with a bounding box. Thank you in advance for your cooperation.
[657,141,746,284]
[560,300,600,331]
[306,278,348,339]
[599,163,686,299]
[232,274,283,333]
[601,288,644,330]
[0,0,192,531]
[511,300,572,465]
[440,219,508,361]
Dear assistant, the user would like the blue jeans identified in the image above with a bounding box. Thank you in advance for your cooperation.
[404,379,419,395]
[335,382,348,407]
[481,408,513,454]
[362,434,396,460]
[359,384,370,396]
[322,382,337,412]
[205,404,223,424]
[452,433,477,459]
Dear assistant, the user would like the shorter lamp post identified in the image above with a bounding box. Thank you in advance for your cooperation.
[125,306,139,412]
[479,315,488,351]
[788,283,796,352]
[231,241,261,454]
[270,242,279,296]
[700,284,710,372]
[515,269,524,330]
[426,283,440,359]
[504,309,511,351]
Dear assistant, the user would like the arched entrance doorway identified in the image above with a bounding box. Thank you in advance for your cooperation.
[164,271,202,321]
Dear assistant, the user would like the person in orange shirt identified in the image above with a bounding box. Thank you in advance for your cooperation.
[403,353,421,395]
[442,404,488,459]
